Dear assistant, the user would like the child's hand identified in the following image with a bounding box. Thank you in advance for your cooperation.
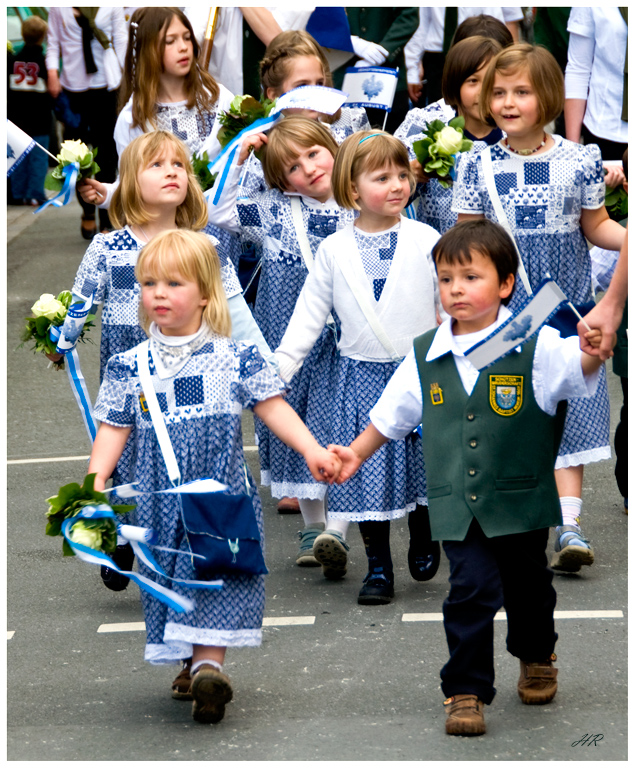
[78,177,107,205]
[327,444,362,484]
[238,132,268,165]
[305,446,342,484]
[411,158,430,185]
[583,327,615,355]
[45,351,64,363]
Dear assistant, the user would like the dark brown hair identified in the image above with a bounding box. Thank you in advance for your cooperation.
[432,219,518,304]
[442,36,503,115]
[452,14,514,48]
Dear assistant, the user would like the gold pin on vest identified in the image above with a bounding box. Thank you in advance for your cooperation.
[139,393,149,412]
[430,382,444,405]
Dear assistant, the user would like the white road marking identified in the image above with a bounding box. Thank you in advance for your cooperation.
[96,615,316,633]
[7,631,15,640]
[8,445,258,465]
[402,609,624,622]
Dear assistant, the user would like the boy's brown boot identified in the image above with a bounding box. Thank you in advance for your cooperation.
[444,694,486,735]
[517,653,558,704]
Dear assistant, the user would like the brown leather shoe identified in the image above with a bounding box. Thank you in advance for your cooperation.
[171,658,192,700]
[191,665,233,724]
[518,653,558,704]
[444,694,486,735]
[277,496,300,514]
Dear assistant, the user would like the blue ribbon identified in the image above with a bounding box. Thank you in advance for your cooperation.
[61,504,222,614]
[35,162,79,213]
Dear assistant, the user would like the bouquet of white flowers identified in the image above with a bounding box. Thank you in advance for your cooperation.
[19,291,95,370]
[412,116,473,189]
[46,473,135,557]
[45,139,100,192]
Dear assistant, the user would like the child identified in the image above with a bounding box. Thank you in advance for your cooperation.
[50,131,273,596]
[275,131,442,604]
[452,43,626,571]
[81,7,233,210]
[237,29,371,201]
[88,229,340,724]
[7,16,53,206]
[329,219,608,735]
[395,36,504,234]
[209,116,355,569]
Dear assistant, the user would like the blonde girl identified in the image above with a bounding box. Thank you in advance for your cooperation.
[275,131,441,605]
[395,35,504,234]
[88,229,340,724]
[81,7,233,210]
[452,43,626,572]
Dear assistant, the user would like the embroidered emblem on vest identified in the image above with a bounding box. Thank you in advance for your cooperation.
[139,393,148,412]
[489,375,523,416]
[430,382,444,405]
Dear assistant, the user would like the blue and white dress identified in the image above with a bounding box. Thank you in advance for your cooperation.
[276,218,441,521]
[394,99,503,234]
[237,190,356,499]
[452,136,611,466]
[93,332,286,663]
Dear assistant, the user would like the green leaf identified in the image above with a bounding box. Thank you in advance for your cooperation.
[62,539,75,557]
[448,115,466,130]
[428,119,446,134]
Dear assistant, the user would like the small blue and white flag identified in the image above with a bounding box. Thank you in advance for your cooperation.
[465,278,575,371]
[7,119,36,177]
[342,66,399,112]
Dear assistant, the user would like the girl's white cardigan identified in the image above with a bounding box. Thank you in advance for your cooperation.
[276,218,441,382]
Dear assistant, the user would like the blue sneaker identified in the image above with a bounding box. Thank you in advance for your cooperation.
[313,529,349,580]
[551,525,594,572]
[295,524,324,567]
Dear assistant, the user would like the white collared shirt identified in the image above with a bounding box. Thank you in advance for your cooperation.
[370,306,599,441]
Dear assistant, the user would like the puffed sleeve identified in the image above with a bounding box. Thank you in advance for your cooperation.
[451,152,485,214]
[71,234,110,303]
[234,343,286,409]
[93,353,137,427]
[580,143,606,210]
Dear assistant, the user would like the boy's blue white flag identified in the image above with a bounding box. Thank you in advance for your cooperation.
[465,278,571,371]
[342,66,398,112]
[271,85,348,116]
[7,119,36,177]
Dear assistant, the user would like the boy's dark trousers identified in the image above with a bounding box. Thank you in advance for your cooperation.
[440,519,557,705]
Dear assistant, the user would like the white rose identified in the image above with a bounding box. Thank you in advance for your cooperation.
[31,294,67,321]
[58,140,90,164]
[69,522,103,550]
[434,126,464,155]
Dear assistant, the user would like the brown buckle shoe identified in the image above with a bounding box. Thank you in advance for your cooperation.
[444,694,486,735]
[191,665,233,724]
[171,658,193,700]
[518,653,558,704]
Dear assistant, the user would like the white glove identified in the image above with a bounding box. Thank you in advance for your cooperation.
[350,36,388,66]
[354,58,376,68]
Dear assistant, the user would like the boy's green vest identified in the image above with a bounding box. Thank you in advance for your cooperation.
[413,329,567,542]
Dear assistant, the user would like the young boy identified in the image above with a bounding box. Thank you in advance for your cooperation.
[329,219,609,736]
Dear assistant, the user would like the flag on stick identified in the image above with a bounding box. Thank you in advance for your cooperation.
[7,120,56,176]
[342,66,398,112]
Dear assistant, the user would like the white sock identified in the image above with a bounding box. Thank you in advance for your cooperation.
[299,498,327,526]
[325,518,349,539]
[191,658,223,675]
[560,496,583,527]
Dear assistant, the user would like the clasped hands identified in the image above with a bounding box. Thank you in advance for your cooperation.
[305,443,362,485]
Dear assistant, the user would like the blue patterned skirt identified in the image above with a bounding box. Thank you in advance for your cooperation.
[326,357,427,522]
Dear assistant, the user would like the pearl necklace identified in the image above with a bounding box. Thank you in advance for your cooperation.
[503,132,547,156]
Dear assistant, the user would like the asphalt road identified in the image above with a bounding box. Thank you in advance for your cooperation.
[6,200,628,761]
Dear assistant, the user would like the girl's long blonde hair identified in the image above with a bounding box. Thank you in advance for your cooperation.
[135,229,231,337]
[109,131,208,230]
[120,7,219,130]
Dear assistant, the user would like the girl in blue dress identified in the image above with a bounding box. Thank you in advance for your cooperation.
[394,35,504,235]
[89,229,340,724]
[275,131,442,605]
[209,116,356,578]
[452,43,626,572]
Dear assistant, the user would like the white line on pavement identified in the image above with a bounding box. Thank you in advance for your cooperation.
[8,446,258,465]
[96,615,316,634]
[402,609,624,622]
[7,631,15,640]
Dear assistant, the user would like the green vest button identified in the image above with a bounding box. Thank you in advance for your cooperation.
[468,469,476,476]
[469,439,477,448]
[470,494,477,502]
[467,413,475,421]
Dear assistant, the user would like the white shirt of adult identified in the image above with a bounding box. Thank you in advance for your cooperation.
[369,305,599,442]
[564,7,628,146]
[183,7,314,96]
[45,7,128,92]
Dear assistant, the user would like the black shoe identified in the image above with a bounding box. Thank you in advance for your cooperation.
[357,567,395,605]
[408,539,441,582]
[101,543,134,591]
